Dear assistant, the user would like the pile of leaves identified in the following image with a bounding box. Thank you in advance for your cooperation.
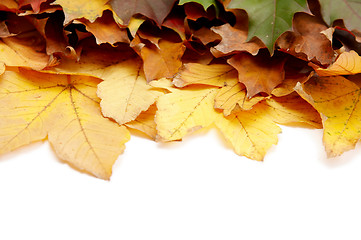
[0,0,361,179]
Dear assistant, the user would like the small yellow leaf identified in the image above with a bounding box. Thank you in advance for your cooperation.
[296,76,361,157]
[215,104,281,161]
[155,86,218,141]
[53,0,112,24]
[265,93,322,128]
[0,69,130,179]
[215,80,266,116]
[126,104,158,139]
[315,50,361,76]
[173,63,236,87]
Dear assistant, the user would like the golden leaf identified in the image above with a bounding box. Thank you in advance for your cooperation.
[0,69,130,179]
[215,104,281,161]
[315,50,361,76]
[173,63,236,87]
[126,104,158,139]
[295,76,361,157]
[155,85,218,141]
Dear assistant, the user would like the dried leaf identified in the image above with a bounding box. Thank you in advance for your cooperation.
[0,69,130,180]
[296,75,361,157]
[315,50,361,76]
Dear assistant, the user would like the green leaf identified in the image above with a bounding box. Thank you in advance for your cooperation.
[178,0,217,9]
[227,0,308,52]
[319,0,361,31]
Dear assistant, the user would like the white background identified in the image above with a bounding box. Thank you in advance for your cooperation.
[0,125,361,240]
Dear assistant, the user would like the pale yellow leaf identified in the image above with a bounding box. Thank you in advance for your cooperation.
[215,80,266,116]
[173,63,236,87]
[0,69,130,179]
[126,104,158,139]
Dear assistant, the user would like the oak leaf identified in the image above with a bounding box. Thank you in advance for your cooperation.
[0,69,130,180]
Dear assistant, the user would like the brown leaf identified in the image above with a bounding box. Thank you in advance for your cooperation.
[76,10,129,46]
[18,0,47,13]
[227,51,286,98]
[109,0,177,25]
[141,40,185,81]
[276,12,334,65]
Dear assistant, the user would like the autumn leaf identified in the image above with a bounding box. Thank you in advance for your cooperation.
[227,0,308,52]
[215,104,281,161]
[155,84,218,141]
[75,10,130,46]
[0,69,130,180]
[18,0,47,13]
[125,104,158,139]
[214,80,267,115]
[53,0,111,24]
[173,63,236,87]
[276,12,334,65]
[46,41,163,126]
[315,50,361,76]
[295,75,361,157]
[227,51,286,98]
[140,39,186,82]
[109,0,177,25]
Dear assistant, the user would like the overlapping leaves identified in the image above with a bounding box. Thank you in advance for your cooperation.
[0,0,360,179]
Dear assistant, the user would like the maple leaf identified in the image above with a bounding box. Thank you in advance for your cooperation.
[227,0,308,52]
[140,40,186,82]
[318,0,361,32]
[227,51,286,98]
[0,69,130,180]
[276,12,334,65]
[109,0,177,25]
[296,75,361,157]
[46,40,163,126]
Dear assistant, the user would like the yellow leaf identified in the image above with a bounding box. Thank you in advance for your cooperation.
[215,80,266,116]
[173,63,236,87]
[0,36,51,70]
[0,69,130,180]
[46,43,162,125]
[265,93,322,128]
[315,50,361,76]
[155,86,218,141]
[215,104,281,161]
[126,104,158,139]
[295,76,361,157]
[53,0,112,24]
[96,58,164,125]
